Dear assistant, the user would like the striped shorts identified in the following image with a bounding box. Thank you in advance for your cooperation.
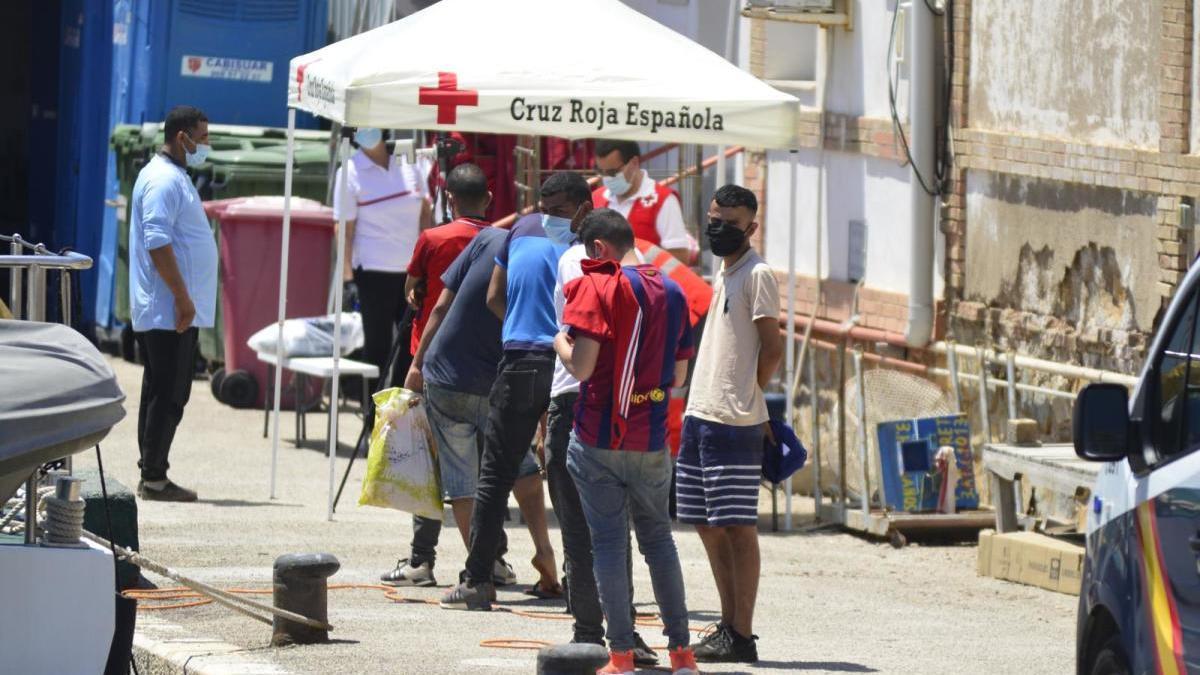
[675,416,764,527]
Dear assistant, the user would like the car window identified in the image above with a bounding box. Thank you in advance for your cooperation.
[1155,291,1200,462]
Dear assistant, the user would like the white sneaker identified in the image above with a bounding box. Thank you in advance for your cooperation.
[492,559,517,586]
[380,558,436,587]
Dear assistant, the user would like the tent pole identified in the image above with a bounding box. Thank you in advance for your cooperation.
[328,138,351,522]
[784,149,798,531]
[270,108,297,500]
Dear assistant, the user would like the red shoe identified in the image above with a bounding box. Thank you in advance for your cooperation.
[597,650,636,675]
[670,646,700,674]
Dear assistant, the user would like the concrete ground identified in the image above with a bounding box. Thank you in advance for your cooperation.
[77,356,1077,674]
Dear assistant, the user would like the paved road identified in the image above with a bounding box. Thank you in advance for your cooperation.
[79,356,1076,674]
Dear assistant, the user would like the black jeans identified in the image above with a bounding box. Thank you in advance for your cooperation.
[353,268,413,391]
[546,392,637,644]
[136,328,198,482]
[465,350,554,584]
[409,517,509,569]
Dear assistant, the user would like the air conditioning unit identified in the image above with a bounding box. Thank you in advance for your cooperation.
[746,0,836,13]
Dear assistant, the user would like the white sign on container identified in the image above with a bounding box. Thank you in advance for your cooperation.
[181,55,274,83]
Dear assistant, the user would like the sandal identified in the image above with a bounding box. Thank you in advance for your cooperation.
[523,580,564,599]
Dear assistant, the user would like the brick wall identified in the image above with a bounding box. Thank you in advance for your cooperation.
[946,0,1194,376]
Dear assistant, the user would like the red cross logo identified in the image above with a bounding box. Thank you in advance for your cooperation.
[419,72,478,125]
[295,59,319,101]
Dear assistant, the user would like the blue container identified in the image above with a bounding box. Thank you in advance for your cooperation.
[92,0,328,332]
[160,0,327,128]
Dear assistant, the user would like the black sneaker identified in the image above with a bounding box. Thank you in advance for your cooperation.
[729,629,759,664]
[693,623,735,662]
[137,480,198,502]
[694,622,729,652]
[439,581,494,611]
[632,632,659,666]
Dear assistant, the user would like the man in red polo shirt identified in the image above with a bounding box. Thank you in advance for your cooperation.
[404,163,492,353]
[592,139,693,264]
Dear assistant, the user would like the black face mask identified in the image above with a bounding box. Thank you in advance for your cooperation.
[706,219,747,257]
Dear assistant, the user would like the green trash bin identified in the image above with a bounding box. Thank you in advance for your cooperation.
[110,123,332,365]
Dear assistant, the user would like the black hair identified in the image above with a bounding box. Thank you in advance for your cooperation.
[164,105,208,142]
[578,208,634,252]
[594,139,641,164]
[446,162,489,210]
[713,184,758,214]
[540,171,592,206]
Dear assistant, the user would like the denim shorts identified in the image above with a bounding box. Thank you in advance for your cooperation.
[675,416,764,527]
[424,382,540,500]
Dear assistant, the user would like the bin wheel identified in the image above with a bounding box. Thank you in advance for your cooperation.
[210,368,227,401]
[888,530,908,549]
[219,370,259,409]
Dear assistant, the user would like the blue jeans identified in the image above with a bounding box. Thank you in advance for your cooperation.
[566,435,689,651]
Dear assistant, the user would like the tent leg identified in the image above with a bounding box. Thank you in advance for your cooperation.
[783,150,798,532]
[328,139,352,522]
[333,425,370,514]
[270,108,297,500]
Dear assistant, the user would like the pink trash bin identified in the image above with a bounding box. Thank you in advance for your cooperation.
[204,196,335,409]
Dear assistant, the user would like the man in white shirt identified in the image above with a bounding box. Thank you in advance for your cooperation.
[332,127,432,390]
[591,140,692,263]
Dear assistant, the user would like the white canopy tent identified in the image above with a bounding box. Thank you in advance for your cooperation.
[269,0,803,520]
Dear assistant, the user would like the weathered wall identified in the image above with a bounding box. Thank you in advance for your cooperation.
[968,0,1162,148]
[964,171,1160,334]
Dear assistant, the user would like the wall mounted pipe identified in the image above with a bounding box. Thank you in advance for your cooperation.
[905,0,936,347]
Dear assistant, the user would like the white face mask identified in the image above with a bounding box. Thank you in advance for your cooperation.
[354,127,383,149]
[184,134,210,168]
[602,171,631,197]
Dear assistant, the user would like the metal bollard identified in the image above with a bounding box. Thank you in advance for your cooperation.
[537,643,610,675]
[271,553,339,646]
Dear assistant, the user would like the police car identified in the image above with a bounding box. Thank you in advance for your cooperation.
[1073,264,1200,674]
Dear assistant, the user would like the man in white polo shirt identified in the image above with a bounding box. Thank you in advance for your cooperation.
[678,184,782,664]
[591,140,693,264]
[128,105,218,502]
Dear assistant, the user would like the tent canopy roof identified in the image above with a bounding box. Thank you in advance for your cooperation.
[288,0,799,148]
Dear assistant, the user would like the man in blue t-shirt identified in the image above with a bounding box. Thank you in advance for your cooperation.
[377,166,558,595]
[441,172,592,610]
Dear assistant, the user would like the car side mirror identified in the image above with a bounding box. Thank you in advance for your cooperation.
[1073,383,1132,462]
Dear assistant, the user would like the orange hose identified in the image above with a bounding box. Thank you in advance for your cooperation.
[124,583,709,652]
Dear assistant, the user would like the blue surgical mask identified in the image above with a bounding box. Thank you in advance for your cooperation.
[602,171,631,197]
[354,127,383,149]
[542,213,576,245]
[184,134,210,168]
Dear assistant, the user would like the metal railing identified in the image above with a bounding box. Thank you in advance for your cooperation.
[795,332,1140,528]
[1,233,94,544]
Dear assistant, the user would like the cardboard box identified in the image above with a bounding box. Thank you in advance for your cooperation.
[977,529,994,577]
[977,531,1084,596]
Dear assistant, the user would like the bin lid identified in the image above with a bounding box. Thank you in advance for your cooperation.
[204,196,334,226]
[207,142,330,168]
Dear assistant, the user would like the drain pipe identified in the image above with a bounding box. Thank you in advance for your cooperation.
[905,0,936,347]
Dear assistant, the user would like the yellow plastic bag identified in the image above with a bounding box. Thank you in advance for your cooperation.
[358,387,442,518]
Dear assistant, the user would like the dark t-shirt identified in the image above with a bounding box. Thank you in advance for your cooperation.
[422,227,506,396]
